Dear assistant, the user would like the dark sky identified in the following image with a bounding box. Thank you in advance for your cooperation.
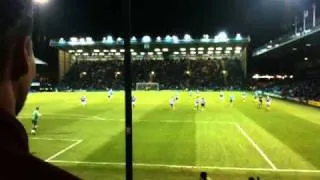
[39,0,317,47]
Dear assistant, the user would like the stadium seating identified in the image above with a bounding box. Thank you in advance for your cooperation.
[59,59,244,90]
[264,80,320,101]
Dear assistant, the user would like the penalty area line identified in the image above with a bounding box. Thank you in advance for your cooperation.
[234,123,277,170]
[48,160,320,173]
[45,140,83,162]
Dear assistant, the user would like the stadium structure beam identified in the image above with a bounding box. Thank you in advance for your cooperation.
[123,0,133,179]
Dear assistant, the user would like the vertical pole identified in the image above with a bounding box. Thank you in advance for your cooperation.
[295,16,298,34]
[123,0,133,179]
[313,4,316,27]
[303,11,306,32]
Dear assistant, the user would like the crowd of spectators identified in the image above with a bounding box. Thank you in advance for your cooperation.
[263,79,320,101]
[59,59,244,90]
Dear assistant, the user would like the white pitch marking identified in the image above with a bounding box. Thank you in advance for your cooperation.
[45,140,83,162]
[30,137,80,142]
[93,116,107,121]
[235,123,277,170]
[48,160,320,173]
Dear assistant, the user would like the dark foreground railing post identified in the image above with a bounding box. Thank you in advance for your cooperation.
[123,0,132,179]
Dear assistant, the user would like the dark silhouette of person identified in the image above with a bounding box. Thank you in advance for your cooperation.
[200,172,207,180]
[0,0,79,179]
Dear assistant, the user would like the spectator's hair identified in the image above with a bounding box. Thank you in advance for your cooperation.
[0,0,33,81]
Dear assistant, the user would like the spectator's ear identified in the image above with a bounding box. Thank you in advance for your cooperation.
[10,37,32,81]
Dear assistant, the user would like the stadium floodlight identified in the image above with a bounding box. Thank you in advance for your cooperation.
[115,52,121,56]
[84,37,94,45]
[304,57,309,61]
[165,35,172,43]
[148,52,154,55]
[208,47,214,51]
[214,32,229,42]
[225,50,231,54]
[190,51,196,55]
[181,52,187,55]
[198,51,204,55]
[131,52,137,56]
[93,49,100,53]
[235,46,242,50]
[99,53,105,56]
[190,48,196,51]
[130,49,134,52]
[116,71,121,75]
[154,48,161,52]
[172,35,179,44]
[131,36,137,43]
[208,51,214,55]
[201,34,210,42]
[173,51,179,55]
[76,49,83,53]
[142,35,152,43]
[275,44,279,47]
[156,36,162,42]
[216,47,223,51]
[150,71,155,75]
[215,51,222,54]
[292,48,298,51]
[226,47,233,51]
[83,53,89,56]
[110,49,117,53]
[185,70,191,75]
[156,52,163,55]
[180,48,186,52]
[59,38,66,44]
[222,70,227,75]
[33,0,49,4]
[117,37,123,42]
[120,49,125,53]
[267,45,272,49]
[140,52,146,55]
[290,75,294,79]
[306,43,312,47]
[198,47,204,51]
[162,48,169,52]
[68,50,75,53]
[79,38,86,45]
[235,33,242,41]
[70,37,78,42]
[103,35,114,44]
[184,34,193,42]
[103,49,109,53]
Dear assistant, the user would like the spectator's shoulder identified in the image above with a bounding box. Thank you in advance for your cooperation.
[0,148,80,180]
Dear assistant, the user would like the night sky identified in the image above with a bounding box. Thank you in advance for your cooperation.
[35,0,318,81]
[39,0,317,46]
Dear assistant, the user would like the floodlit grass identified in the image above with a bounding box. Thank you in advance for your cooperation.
[19,91,320,180]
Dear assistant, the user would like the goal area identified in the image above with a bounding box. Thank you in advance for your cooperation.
[136,82,160,91]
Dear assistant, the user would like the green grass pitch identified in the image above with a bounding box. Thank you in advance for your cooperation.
[18,91,320,180]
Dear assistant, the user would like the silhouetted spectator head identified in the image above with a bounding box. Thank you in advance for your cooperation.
[200,172,207,180]
[0,0,35,116]
[248,177,255,180]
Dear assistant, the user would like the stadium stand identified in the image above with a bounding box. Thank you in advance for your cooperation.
[59,58,244,91]
[264,79,320,101]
